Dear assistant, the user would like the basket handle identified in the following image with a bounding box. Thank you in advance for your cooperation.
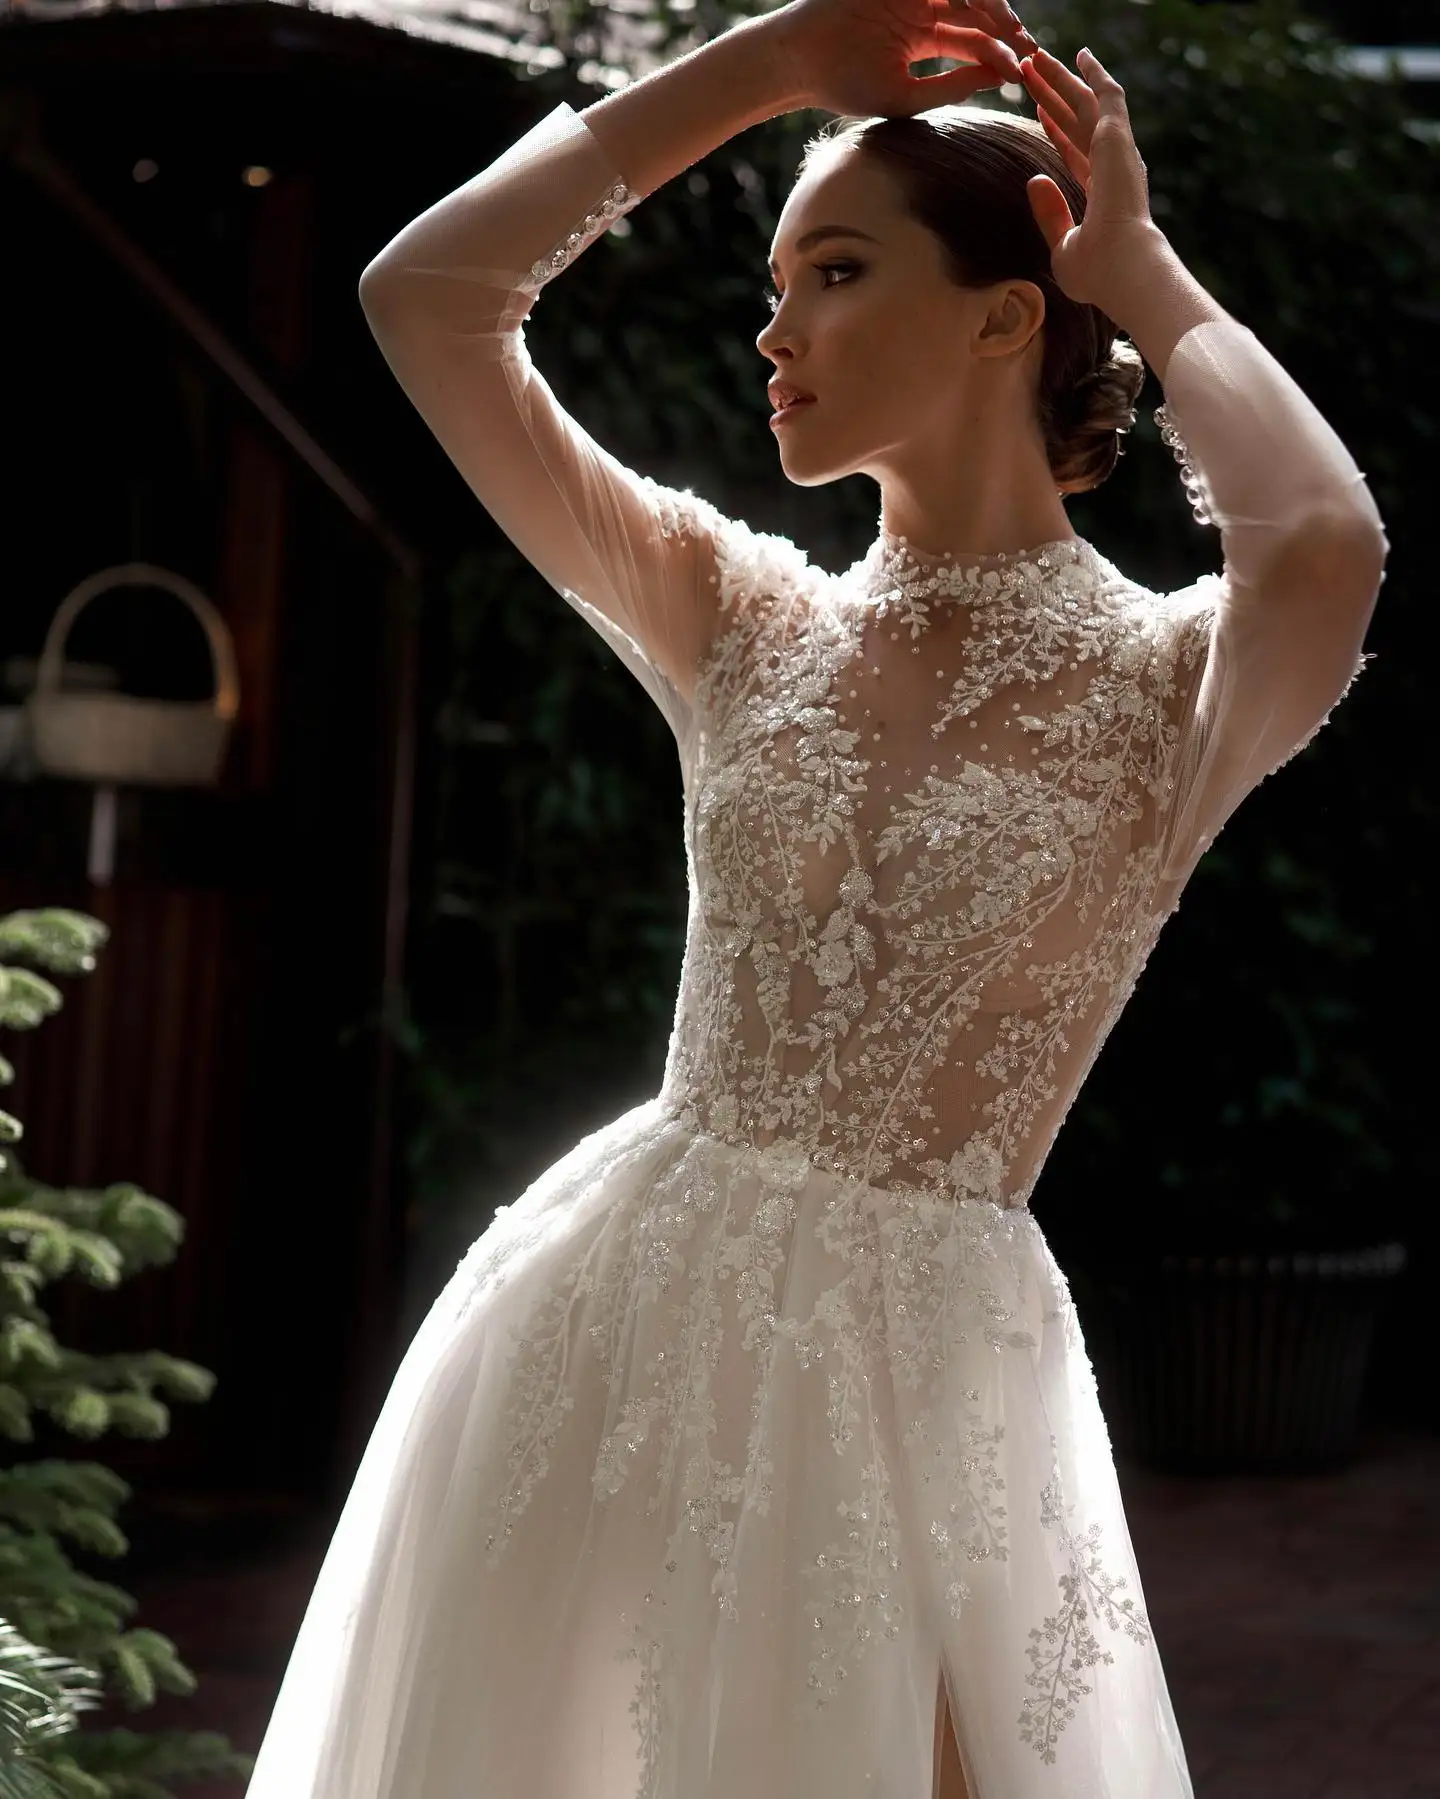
[34,562,240,720]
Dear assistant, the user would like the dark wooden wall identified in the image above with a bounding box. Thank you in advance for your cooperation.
[0,8,504,1504]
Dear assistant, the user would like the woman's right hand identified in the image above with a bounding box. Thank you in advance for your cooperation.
[770,0,1037,119]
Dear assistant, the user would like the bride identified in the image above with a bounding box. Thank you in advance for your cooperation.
[245,2,1386,1794]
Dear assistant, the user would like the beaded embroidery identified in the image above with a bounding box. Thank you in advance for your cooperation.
[1154,401,1214,526]
[526,177,641,291]
[670,524,1209,1214]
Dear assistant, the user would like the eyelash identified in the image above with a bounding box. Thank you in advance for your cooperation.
[763,260,861,314]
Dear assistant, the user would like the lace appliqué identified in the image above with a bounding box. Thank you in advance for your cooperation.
[636,476,730,547]
[1154,401,1215,526]
[1019,1470,1154,1764]
[616,1611,666,1799]
[527,177,640,291]
[675,539,1208,1213]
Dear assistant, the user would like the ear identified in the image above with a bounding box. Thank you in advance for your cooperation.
[974,280,1047,358]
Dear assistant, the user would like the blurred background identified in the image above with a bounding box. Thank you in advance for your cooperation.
[0,0,1434,1792]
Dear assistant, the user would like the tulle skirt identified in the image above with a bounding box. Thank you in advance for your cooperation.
[245,1096,1194,1799]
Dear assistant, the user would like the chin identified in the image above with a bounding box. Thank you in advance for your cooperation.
[778,464,842,489]
[774,437,865,489]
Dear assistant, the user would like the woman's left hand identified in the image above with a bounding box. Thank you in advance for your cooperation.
[1019,46,1166,312]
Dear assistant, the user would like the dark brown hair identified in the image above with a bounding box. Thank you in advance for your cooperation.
[801,107,1145,495]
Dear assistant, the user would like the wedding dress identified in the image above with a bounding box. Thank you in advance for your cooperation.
[245,99,1387,1799]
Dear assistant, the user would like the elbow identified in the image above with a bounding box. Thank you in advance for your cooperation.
[358,249,403,333]
[1275,490,1389,638]
[1313,497,1389,628]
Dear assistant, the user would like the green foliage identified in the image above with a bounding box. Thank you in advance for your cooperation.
[0,919,106,986]
[407,0,1430,1267]
[28,1729,245,1799]
[0,1617,102,1799]
[0,912,250,1791]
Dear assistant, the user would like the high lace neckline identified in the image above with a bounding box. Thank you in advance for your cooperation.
[856,527,1092,608]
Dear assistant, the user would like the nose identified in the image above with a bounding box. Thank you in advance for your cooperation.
[756,301,796,363]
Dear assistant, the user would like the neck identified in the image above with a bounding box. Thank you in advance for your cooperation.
[876,369,1078,562]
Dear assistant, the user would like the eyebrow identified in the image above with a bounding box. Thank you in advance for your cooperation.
[767,225,881,275]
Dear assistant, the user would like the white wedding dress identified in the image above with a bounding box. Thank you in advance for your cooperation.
[245,101,1387,1799]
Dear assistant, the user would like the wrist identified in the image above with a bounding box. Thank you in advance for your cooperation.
[758,2,821,112]
[1092,227,1231,384]
[1088,223,1177,323]
[581,9,813,198]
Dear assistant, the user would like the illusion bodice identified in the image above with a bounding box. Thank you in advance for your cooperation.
[657,525,1211,1207]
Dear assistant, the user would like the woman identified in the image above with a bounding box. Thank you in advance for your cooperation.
[247,2,1387,1795]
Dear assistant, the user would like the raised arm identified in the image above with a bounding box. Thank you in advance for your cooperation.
[356,15,809,744]
[1147,314,1387,876]
[356,1,1030,742]
[1021,47,1388,882]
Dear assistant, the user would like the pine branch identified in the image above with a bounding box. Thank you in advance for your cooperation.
[36,1727,252,1797]
[0,906,245,1793]
[0,1176,185,1281]
[0,1466,133,1560]
[0,918,107,983]
[0,1616,102,1797]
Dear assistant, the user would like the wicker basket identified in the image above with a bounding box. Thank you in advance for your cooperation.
[26,563,239,787]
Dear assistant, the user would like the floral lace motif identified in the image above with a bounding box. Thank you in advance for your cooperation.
[1019,1471,1154,1763]
[669,526,1210,1213]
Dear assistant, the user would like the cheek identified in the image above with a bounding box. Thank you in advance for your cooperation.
[829,293,954,428]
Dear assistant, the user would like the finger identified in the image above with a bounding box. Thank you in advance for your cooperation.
[1073,48,1149,213]
[1077,45,1128,108]
[908,60,1015,109]
[1026,173,1075,254]
[1037,105,1091,185]
[946,0,1038,55]
[1019,56,1086,144]
[930,24,1023,77]
[1027,47,1101,130]
[954,0,1014,33]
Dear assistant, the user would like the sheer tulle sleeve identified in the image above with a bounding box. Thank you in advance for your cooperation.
[1151,317,1389,887]
[357,101,750,752]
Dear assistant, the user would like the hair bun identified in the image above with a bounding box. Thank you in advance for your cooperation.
[1047,337,1146,495]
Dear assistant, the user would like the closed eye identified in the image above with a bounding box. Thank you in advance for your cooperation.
[763,260,862,314]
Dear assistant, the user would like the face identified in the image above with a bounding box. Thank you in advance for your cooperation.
[758,144,1045,490]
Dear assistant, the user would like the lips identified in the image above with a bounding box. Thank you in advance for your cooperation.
[768,380,816,414]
